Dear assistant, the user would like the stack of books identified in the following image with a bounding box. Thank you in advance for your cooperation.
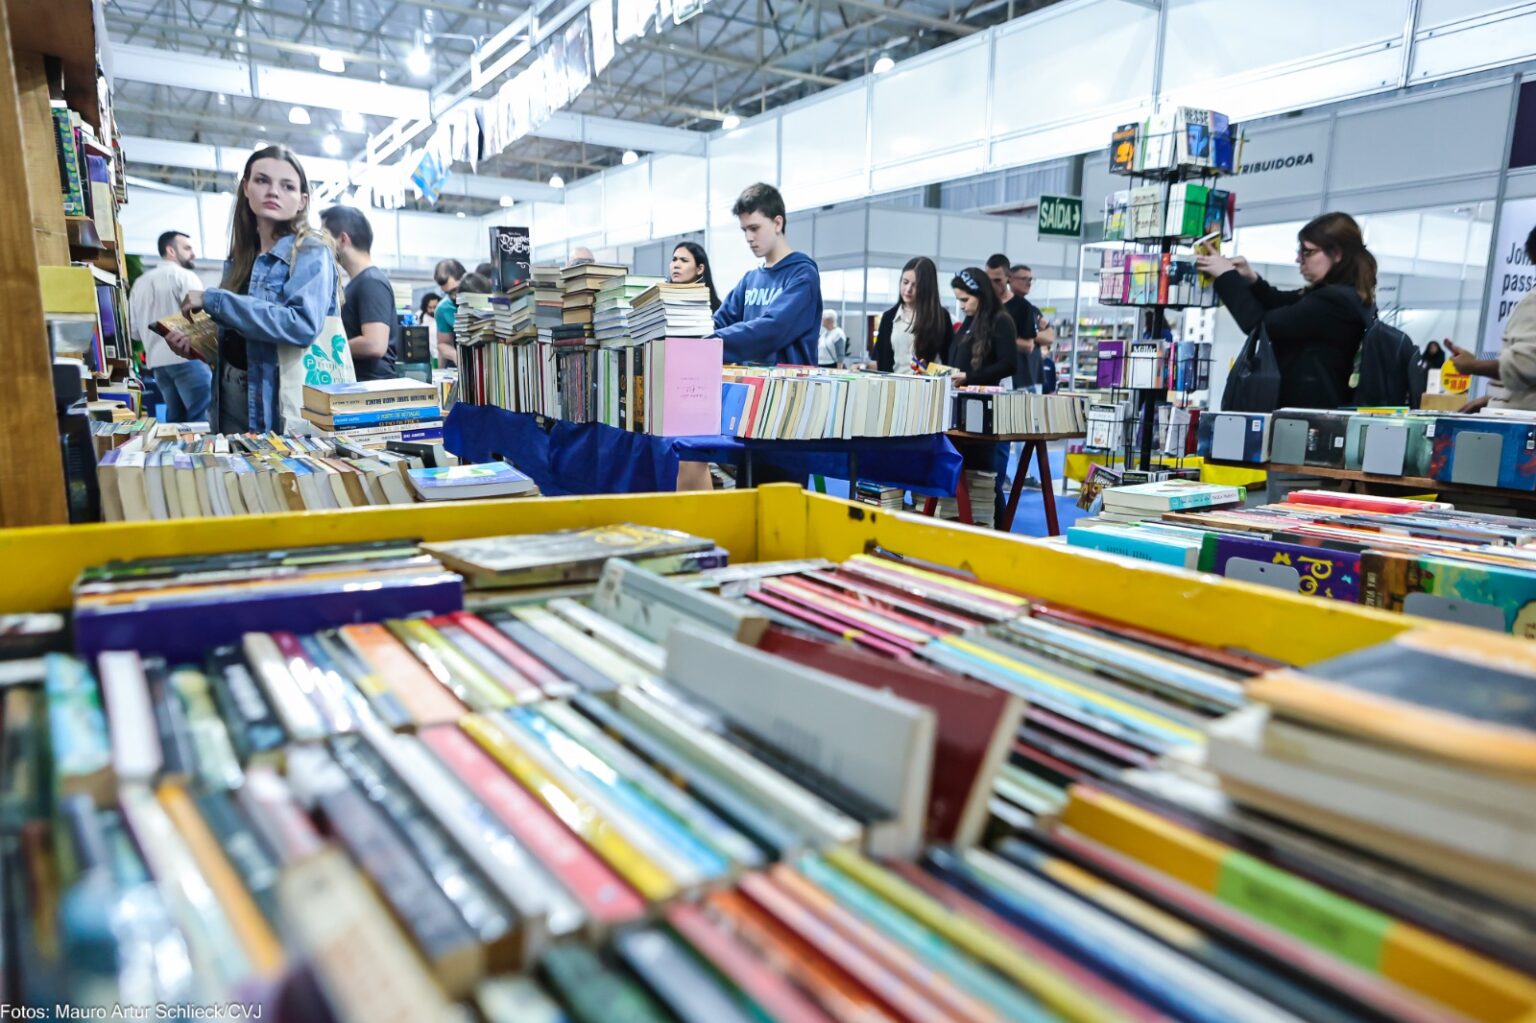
[1089,478,1246,526]
[592,274,662,346]
[453,293,496,346]
[491,284,535,343]
[951,388,1088,435]
[531,266,563,329]
[721,367,951,440]
[1110,106,1243,175]
[627,282,714,344]
[558,262,625,327]
[855,482,906,511]
[301,379,445,448]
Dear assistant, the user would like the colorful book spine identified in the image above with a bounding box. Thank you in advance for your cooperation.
[337,623,467,727]
[385,619,515,711]
[52,104,88,216]
[169,668,245,791]
[43,654,113,804]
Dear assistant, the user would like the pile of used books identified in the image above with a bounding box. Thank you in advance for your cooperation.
[300,378,445,448]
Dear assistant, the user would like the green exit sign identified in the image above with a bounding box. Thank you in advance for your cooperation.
[1038,195,1083,238]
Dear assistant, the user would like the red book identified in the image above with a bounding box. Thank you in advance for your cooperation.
[886,860,1169,1023]
[803,570,983,633]
[743,590,909,660]
[446,612,575,699]
[736,874,953,1023]
[771,576,951,641]
[757,627,1020,848]
[418,724,646,928]
[427,614,543,704]
[758,579,928,653]
[665,903,835,1023]
[1283,490,1455,515]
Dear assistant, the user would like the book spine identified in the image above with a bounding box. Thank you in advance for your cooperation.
[43,654,114,805]
[539,942,672,1023]
[241,633,326,741]
[53,107,88,216]
[205,646,287,766]
[191,789,281,927]
[96,651,163,782]
[385,619,514,711]
[143,656,197,782]
[323,405,446,428]
[337,623,467,728]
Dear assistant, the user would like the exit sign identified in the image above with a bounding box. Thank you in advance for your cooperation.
[1038,195,1083,238]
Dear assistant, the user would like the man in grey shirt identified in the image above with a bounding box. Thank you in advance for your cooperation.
[322,206,400,380]
[129,230,211,422]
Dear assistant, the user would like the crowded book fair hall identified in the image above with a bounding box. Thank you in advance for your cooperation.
[5,0,1536,1018]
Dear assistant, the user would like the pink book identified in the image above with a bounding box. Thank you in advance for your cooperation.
[652,336,723,437]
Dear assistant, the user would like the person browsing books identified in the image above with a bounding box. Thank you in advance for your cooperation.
[130,229,212,424]
[164,146,342,434]
[1446,224,1536,413]
[951,266,1020,527]
[713,183,823,366]
[321,206,400,382]
[1197,211,1375,410]
[433,258,466,366]
[872,256,952,372]
[670,241,721,312]
[419,293,440,323]
[985,256,1045,392]
[818,311,849,369]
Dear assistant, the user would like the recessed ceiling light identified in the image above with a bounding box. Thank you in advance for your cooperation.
[455,211,466,218]
[340,110,365,133]
[318,49,345,73]
[288,106,311,125]
[499,195,514,207]
[621,149,638,165]
[321,133,342,156]
[720,113,741,130]
[407,46,431,77]
[548,173,565,189]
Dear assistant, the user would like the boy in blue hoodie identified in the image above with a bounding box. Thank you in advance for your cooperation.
[714,183,823,366]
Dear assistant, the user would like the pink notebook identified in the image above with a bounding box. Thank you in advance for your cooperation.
[653,337,724,436]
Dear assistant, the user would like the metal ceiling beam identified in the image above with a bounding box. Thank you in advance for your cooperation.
[631,39,841,85]
[831,0,979,34]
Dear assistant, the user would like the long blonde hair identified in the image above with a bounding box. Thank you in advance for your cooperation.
[221,145,337,296]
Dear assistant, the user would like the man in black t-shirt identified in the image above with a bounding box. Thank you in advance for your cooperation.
[321,206,401,380]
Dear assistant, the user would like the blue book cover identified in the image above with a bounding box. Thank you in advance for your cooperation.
[721,382,750,436]
[326,406,444,428]
[407,463,532,492]
[1430,417,1536,491]
[1067,526,1198,569]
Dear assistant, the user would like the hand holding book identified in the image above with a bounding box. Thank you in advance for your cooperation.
[152,311,219,363]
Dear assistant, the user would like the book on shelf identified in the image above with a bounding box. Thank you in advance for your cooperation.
[406,462,539,502]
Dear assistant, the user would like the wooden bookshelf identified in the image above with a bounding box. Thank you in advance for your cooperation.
[0,2,72,525]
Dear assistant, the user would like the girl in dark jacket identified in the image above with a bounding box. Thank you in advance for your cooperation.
[1197,211,1375,409]
[872,256,953,372]
[948,267,1018,386]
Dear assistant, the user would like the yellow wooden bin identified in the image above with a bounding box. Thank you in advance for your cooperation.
[0,484,1412,666]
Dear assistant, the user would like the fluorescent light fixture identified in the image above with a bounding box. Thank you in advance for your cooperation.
[720,112,741,130]
[621,149,638,165]
[455,211,466,218]
[288,105,311,125]
[340,110,365,133]
[873,55,895,74]
[499,195,514,207]
[548,173,566,188]
[318,49,345,73]
[406,46,431,77]
[321,133,342,156]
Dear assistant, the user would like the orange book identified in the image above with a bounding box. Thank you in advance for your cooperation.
[705,889,899,1023]
[157,781,285,977]
[337,623,466,728]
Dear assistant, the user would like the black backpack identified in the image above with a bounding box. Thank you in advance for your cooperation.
[1349,302,1423,408]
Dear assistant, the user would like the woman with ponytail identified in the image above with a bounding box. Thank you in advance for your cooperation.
[1198,211,1376,409]
[947,266,1018,387]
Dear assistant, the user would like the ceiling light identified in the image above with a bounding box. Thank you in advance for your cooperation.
[499,195,514,207]
[872,55,895,74]
[288,106,311,125]
[379,69,388,81]
[406,46,431,77]
[455,211,466,219]
[321,133,342,156]
[318,49,345,73]
[422,32,433,44]
[621,149,638,165]
[340,110,365,133]
[720,113,741,130]
[548,173,565,189]
[216,93,228,106]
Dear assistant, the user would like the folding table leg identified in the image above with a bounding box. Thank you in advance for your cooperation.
[1037,441,1061,537]
[1000,442,1031,533]
[956,472,973,525]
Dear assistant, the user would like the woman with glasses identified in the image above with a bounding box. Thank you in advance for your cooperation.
[1196,212,1376,410]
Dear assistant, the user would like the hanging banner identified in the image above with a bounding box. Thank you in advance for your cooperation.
[592,0,616,74]
[564,16,593,98]
[1482,195,1536,356]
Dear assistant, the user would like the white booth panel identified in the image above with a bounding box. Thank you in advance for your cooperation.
[990,112,1137,177]
[706,220,758,299]
[1410,7,1536,81]
[867,208,940,260]
[528,201,569,246]
[120,190,202,257]
[1420,0,1530,26]
[397,210,483,265]
[781,86,868,211]
[198,193,235,260]
[812,208,868,262]
[564,179,605,240]
[1226,117,1331,207]
[370,211,401,267]
[938,215,1006,264]
[1003,220,1073,271]
[870,146,985,194]
[601,161,652,246]
[1163,0,1409,93]
[870,36,988,167]
[1165,46,1405,124]
[708,119,779,218]
[992,3,1156,137]
[1331,86,1511,192]
[649,154,706,237]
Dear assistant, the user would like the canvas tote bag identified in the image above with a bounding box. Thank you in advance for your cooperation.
[277,314,355,429]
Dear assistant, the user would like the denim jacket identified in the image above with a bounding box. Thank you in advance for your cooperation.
[205,234,339,432]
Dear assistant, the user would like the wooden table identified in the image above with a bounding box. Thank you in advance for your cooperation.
[922,431,1085,536]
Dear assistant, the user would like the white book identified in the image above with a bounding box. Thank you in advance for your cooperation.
[1208,707,1536,871]
[241,632,326,741]
[664,623,935,858]
[97,652,163,782]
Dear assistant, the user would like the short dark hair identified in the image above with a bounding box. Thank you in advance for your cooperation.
[732,182,787,227]
[474,262,496,278]
[1010,264,1032,275]
[1526,225,1536,265]
[985,253,1011,272]
[434,258,467,287]
[320,206,373,253]
[458,272,495,295]
[157,231,189,258]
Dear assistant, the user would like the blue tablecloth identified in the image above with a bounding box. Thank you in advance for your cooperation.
[444,403,963,497]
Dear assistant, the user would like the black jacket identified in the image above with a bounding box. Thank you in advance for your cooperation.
[873,305,900,373]
[1214,271,1369,410]
[948,313,1018,387]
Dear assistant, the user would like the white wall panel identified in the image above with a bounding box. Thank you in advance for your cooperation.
[871,147,985,194]
[867,208,939,260]
[1331,86,1510,192]
[937,215,1005,264]
[707,221,757,300]
[1165,47,1405,124]
[370,210,401,268]
[781,86,868,211]
[198,193,235,260]
[600,161,651,246]
[649,154,706,237]
[1419,0,1530,28]
[811,208,867,262]
[120,191,201,257]
[870,36,987,171]
[565,178,605,240]
[707,119,779,220]
[991,2,1155,136]
[397,210,482,265]
[1410,5,1536,81]
[1224,117,1331,207]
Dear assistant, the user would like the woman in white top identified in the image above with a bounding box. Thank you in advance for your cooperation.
[817,311,849,368]
[872,256,953,373]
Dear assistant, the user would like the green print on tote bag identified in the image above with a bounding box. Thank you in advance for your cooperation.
[278,314,356,429]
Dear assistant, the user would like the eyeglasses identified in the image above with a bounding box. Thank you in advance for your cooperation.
[1297,245,1324,259]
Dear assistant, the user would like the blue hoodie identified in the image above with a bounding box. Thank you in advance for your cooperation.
[713,251,823,366]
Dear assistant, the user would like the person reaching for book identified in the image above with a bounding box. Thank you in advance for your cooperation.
[713,183,823,366]
[164,145,342,434]
[670,242,721,313]
[1446,225,1536,413]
